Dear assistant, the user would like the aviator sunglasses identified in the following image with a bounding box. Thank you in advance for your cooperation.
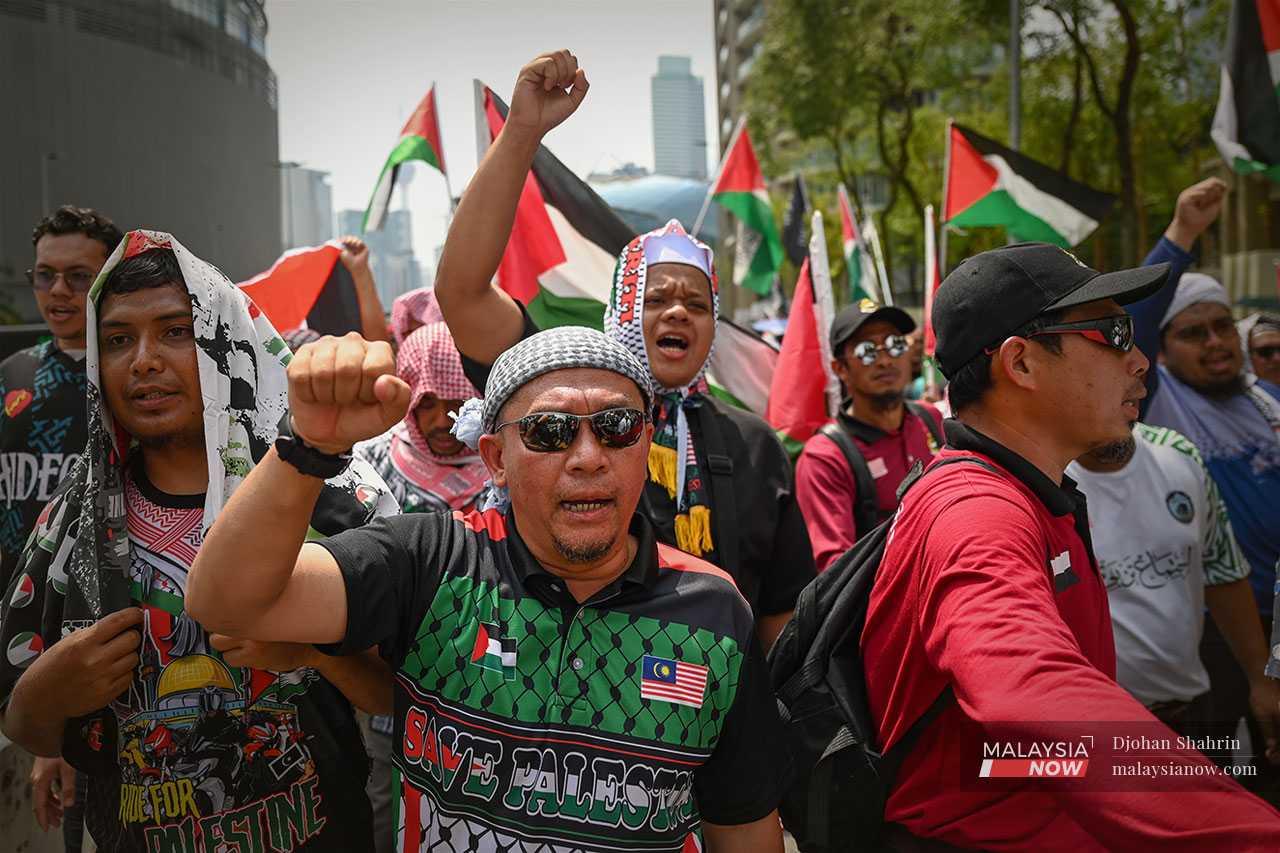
[850,334,910,365]
[495,407,648,453]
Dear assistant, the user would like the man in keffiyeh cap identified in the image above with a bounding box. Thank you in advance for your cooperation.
[355,322,488,513]
[184,313,793,853]
[0,231,398,853]
[430,50,815,648]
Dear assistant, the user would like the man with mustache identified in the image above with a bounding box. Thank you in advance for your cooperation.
[1129,178,1280,795]
[185,326,792,852]
[861,242,1280,848]
[431,50,814,647]
[794,301,943,570]
[1068,425,1279,767]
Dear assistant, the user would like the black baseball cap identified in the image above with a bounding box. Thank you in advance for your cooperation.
[829,299,915,354]
[933,242,1170,378]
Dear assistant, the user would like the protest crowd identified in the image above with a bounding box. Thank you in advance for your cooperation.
[3,45,1280,853]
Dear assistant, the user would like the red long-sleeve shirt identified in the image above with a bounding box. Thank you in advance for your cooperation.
[862,422,1280,850]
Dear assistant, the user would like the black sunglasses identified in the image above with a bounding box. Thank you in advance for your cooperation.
[1252,345,1280,361]
[987,314,1135,355]
[1028,314,1134,352]
[495,408,648,453]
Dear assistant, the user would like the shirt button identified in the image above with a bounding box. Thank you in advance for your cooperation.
[571,657,584,671]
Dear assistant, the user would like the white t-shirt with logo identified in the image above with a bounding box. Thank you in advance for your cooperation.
[1067,424,1248,705]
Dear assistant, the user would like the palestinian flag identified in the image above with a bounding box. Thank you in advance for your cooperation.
[7,630,43,668]
[766,211,839,455]
[9,573,35,608]
[706,319,779,417]
[706,117,783,296]
[781,175,810,266]
[943,123,1115,247]
[838,183,879,303]
[364,84,447,231]
[477,82,633,329]
[1212,0,1280,180]
[238,243,361,337]
[470,621,516,681]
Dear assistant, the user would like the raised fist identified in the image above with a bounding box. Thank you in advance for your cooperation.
[505,49,590,141]
[337,236,371,276]
[287,333,411,454]
[1166,177,1228,251]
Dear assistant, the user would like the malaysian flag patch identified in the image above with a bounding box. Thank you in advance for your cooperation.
[640,655,708,709]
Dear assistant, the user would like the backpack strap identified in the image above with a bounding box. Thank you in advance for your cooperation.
[818,422,880,536]
[878,453,999,788]
[694,403,740,574]
[904,401,945,448]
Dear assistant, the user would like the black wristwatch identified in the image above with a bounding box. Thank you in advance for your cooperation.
[275,424,352,479]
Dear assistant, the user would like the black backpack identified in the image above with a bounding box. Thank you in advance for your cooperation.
[818,402,945,537]
[767,455,996,852]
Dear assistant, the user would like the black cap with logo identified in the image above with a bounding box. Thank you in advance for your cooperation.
[829,299,916,354]
[932,242,1170,378]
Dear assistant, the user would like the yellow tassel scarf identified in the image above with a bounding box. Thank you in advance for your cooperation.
[647,443,714,556]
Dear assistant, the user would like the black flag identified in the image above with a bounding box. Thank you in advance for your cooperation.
[781,175,810,266]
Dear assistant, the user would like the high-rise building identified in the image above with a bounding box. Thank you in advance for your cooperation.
[713,0,765,155]
[0,0,281,322]
[651,56,707,180]
[280,165,333,249]
[336,209,424,307]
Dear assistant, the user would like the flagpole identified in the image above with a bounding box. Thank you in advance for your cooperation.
[865,217,894,306]
[434,83,457,218]
[692,115,746,238]
[939,118,954,279]
[807,209,841,417]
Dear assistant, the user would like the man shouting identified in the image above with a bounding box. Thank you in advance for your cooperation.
[187,326,791,852]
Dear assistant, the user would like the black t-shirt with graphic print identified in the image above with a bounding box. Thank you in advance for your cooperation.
[0,342,87,581]
[1,458,374,853]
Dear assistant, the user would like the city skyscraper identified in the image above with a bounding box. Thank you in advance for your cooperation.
[651,56,708,180]
[280,164,333,249]
[336,209,424,307]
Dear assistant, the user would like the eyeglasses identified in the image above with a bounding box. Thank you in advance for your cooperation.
[1028,314,1135,352]
[494,408,648,453]
[849,334,910,365]
[1168,316,1236,346]
[25,268,96,293]
[1253,345,1280,361]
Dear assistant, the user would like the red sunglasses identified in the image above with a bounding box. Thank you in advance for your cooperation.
[985,314,1135,355]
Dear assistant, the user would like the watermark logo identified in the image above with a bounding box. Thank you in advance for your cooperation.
[979,736,1092,779]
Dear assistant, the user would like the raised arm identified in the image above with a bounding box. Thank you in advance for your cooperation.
[1129,178,1227,415]
[186,333,411,643]
[338,236,391,344]
[435,50,588,364]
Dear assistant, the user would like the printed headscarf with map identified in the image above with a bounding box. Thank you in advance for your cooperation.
[0,230,396,852]
[603,219,719,556]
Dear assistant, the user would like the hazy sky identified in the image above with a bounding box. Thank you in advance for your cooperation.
[265,0,718,263]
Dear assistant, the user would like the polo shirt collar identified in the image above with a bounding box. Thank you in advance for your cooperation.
[942,419,1080,517]
[837,406,912,443]
[504,507,661,591]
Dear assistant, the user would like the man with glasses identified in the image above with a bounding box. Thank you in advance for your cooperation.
[1245,315,1280,387]
[1128,178,1280,797]
[861,242,1280,849]
[2,207,120,852]
[794,301,943,570]
[184,326,792,853]
[2,207,122,580]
